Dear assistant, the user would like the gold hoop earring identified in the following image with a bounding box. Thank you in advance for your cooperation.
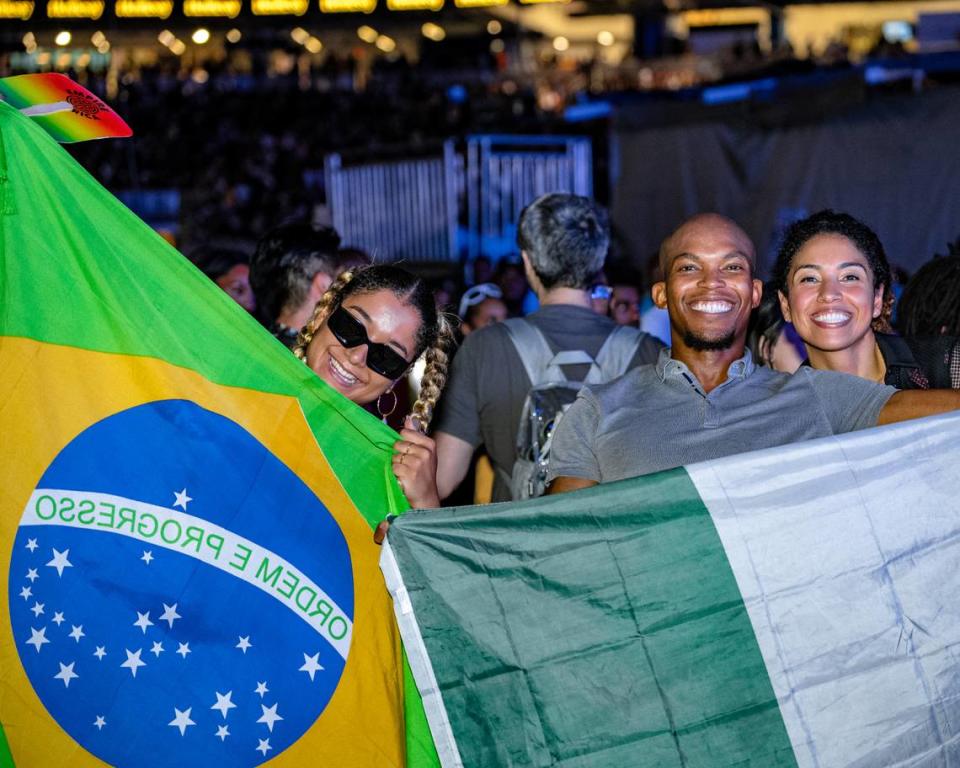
[377,389,398,423]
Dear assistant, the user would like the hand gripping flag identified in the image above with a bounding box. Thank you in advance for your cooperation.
[383,412,960,767]
[0,99,438,766]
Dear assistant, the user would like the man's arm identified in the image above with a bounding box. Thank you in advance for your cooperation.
[547,476,598,495]
[434,431,476,500]
[877,389,960,425]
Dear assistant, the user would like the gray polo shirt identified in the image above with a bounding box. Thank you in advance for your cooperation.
[547,348,897,484]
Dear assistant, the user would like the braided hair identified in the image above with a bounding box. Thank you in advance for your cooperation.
[292,265,457,431]
[897,252,960,337]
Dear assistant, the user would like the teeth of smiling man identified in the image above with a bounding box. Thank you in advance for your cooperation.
[812,311,851,324]
[330,356,358,384]
[690,301,733,314]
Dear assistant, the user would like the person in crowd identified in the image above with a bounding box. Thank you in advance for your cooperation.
[746,284,805,372]
[547,213,960,494]
[607,267,644,327]
[774,210,960,388]
[433,193,663,502]
[496,258,532,317]
[197,247,257,314]
[897,249,960,338]
[292,264,456,509]
[249,223,342,347]
[458,283,507,335]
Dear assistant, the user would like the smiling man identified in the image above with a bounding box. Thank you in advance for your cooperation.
[547,213,960,493]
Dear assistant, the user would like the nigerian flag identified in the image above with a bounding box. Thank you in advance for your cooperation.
[383,412,960,767]
[0,99,438,765]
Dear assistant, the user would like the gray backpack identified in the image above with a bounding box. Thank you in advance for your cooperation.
[503,318,644,500]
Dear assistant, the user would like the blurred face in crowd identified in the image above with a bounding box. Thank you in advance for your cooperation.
[778,233,883,357]
[653,215,761,352]
[610,285,641,326]
[306,289,420,405]
[463,297,508,335]
[498,264,528,302]
[215,264,256,313]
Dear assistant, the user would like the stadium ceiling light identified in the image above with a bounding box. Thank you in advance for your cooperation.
[375,34,396,52]
[421,22,445,41]
[357,25,378,43]
[226,28,242,43]
[192,28,210,44]
[486,19,501,35]
[305,35,322,53]
[552,35,568,52]
[597,30,614,46]
[54,30,72,46]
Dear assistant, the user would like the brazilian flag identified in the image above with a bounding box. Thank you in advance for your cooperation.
[0,99,438,766]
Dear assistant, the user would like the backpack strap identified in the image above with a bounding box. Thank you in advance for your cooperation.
[588,325,644,383]
[503,318,601,385]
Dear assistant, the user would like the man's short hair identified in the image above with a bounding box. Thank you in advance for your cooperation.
[517,193,609,291]
[249,223,341,322]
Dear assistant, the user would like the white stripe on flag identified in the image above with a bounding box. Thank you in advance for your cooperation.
[688,412,960,768]
[380,539,464,768]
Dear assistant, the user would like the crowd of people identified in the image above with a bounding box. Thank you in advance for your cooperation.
[200,194,960,512]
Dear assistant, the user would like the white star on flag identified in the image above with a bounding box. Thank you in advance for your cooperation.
[299,652,324,681]
[215,724,230,741]
[141,551,154,565]
[19,586,32,601]
[30,602,44,618]
[133,611,154,633]
[236,635,252,653]
[168,707,196,736]
[173,488,193,510]
[25,568,39,582]
[159,603,181,629]
[255,681,269,698]
[176,642,191,659]
[257,702,283,733]
[93,646,107,660]
[93,715,106,731]
[68,625,85,643]
[54,661,78,688]
[46,548,73,577]
[25,538,38,553]
[52,611,65,626]
[211,691,237,719]
[150,641,164,657]
[256,738,272,756]
[121,648,146,677]
[26,627,49,653]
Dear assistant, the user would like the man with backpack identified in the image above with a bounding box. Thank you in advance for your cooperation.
[433,193,663,502]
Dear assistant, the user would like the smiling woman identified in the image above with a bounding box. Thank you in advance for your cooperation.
[292,265,457,508]
[774,210,960,389]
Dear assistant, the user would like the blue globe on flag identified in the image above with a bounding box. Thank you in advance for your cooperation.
[8,399,354,765]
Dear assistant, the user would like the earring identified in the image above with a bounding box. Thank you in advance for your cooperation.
[377,389,398,423]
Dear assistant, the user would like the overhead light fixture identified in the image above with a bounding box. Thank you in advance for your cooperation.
[191,27,210,44]
[357,25,378,43]
[54,30,72,46]
[597,30,614,46]
[421,22,445,41]
[170,39,186,55]
[552,35,568,52]
[226,28,241,42]
[486,19,501,35]
[290,26,309,44]
[305,35,322,52]
[490,38,504,53]
[375,34,396,52]
[158,29,175,46]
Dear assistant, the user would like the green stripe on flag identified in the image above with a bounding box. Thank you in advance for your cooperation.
[386,468,798,767]
[0,724,13,768]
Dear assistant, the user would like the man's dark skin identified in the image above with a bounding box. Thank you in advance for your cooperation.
[549,213,960,496]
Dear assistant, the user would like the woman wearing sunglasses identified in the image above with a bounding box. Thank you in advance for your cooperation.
[293,265,456,508]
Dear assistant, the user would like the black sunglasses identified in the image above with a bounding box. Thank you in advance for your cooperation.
[326,305,411,379]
